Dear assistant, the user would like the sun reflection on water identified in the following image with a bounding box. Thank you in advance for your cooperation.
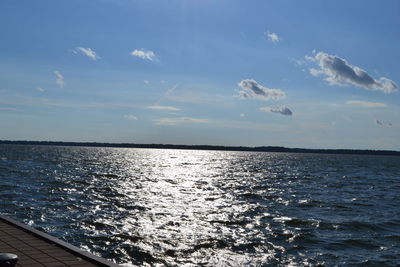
[2,146,399,266]
[97,149,278,266]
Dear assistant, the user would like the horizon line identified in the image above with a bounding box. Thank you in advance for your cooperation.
[1,140,399,156]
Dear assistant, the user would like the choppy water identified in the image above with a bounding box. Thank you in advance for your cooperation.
[0,145,400,266]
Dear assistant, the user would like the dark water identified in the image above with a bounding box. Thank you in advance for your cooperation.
[0,145,400,266]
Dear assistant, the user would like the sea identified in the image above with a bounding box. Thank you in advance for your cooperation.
[0,144,399,267]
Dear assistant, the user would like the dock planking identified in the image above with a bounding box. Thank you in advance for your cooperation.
[0,215,119,267]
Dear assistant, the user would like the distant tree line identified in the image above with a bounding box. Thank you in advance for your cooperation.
[0,140,399,156]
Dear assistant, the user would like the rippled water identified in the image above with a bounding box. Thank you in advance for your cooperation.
[0,145,400,266]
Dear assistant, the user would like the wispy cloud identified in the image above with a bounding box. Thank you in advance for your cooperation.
[153,84,180,107]
[143,80,150,85]
[164,84,178,97]
[37,87,45,92]
[346,100,387,108]
[307,51,397,93]
[124,114,138,120]
[147,105,181,112]
[266,31,281,43]
[0,107,20,111]
[260,106,293,116]
[292,58,306,66]
[154,117,208,126]
[74,47,100,60]
[237,79,286,101]
[54,71,64,88]
[0,93,141,110]
[130,49,157,61]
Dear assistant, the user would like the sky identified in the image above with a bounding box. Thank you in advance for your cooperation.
[0,0,399,150]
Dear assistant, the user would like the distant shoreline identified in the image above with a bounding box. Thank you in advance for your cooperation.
[1,140,399,156]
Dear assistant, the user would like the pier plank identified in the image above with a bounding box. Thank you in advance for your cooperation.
[0,216,119,267]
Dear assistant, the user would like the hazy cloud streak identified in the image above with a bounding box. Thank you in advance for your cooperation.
[164,84,178,97]
[154,117,208,126]
[147,105,181,112]
[346,100,387,108]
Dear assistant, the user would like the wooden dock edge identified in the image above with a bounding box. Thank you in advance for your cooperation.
[0,215,120,267]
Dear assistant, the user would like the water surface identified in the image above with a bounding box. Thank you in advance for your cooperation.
[0,145,399,266]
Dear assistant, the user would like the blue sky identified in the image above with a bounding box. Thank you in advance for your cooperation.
[1,0,399,150]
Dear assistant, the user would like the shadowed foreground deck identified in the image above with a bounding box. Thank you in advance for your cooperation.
[0,215,119,267]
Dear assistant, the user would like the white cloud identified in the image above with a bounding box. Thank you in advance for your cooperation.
[154,117,208,126]
[240,113,245,117]
[37,87,45,92]
[143,80,150,85]
[237,79,286,101]
[346,100,387,108]
[147,105,181,112]
[54,71,64,88]
[260,106,293,116]
[124,114,138,120]
[74,47,100,60]
[130,49,157,61]
[307,51,398,93]
[267,32,281,43]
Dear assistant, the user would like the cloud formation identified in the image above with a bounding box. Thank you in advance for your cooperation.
[260,106,293,116]
[346,100,387,108]
[54,71,64,88]
[307,52,397,93]
[376,119,392,127]
[37,87,45,92]
[124,114,138,120]
[237,79,286,101]
[147,105,181,112]
[267,32,281,43]
[74,47,100,60]
[130,49,157,61]
[154,117,208,126]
